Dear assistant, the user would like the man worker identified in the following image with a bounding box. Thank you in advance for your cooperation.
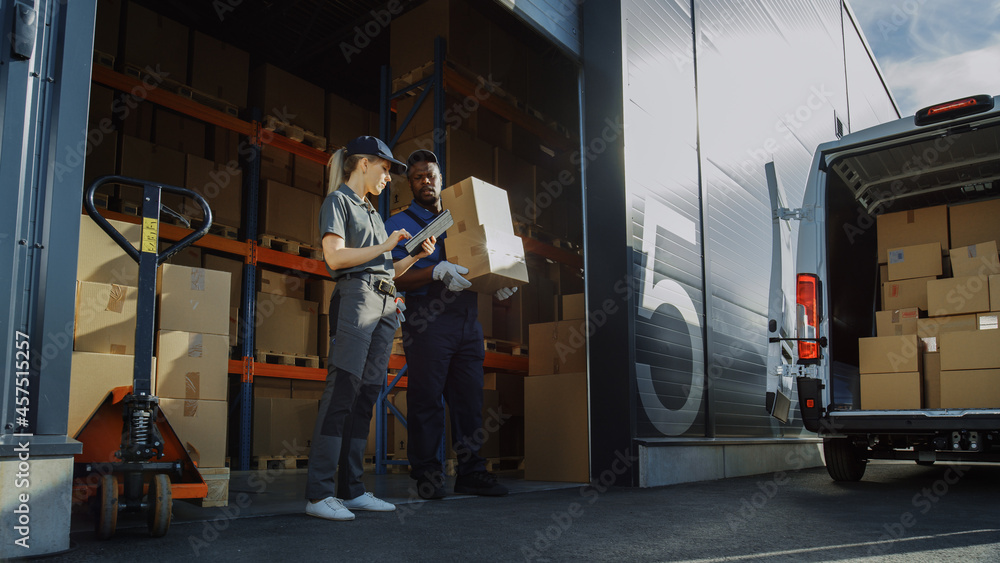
[384,149,517,499]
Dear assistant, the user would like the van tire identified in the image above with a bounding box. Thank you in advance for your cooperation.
[823,437,867,481]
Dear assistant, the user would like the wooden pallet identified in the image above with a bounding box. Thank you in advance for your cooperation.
[208,222,239,240]
[189,87,240,117]
[486,457,525,472]
[254,455,309,471]
[120,200,141,216]
[187,467,230,507]
[485,339,527,356]
[255,350,321,368]
[123,63,193,100]
[93,49,114,69]
[392,61,435,92]
[261,115,327,151]
[93,192,110,209]
[258,233,322,260]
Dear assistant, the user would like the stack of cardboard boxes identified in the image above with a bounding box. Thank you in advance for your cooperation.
[524,294,588,482]
[71,216,233,483]
[862,201,1000,409]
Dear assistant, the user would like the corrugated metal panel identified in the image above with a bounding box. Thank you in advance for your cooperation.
[624,0,707,438]
[494,0,581,58]
[696,0,848,437]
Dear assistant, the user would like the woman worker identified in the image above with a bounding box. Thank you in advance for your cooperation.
[305,136,435,521]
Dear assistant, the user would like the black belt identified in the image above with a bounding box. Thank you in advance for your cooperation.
[339,272,396,296]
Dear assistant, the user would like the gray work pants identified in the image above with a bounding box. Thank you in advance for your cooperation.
[305,277,396,501]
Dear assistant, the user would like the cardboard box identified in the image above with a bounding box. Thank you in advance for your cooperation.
[562,294,586,320]
[263,180,321,246]
[155,331,229,401]
[162,243,202,269]
[260,143,293,184]
[293,154,327,195]
[325,92,370,148]
[916,314,978,339]
[74,281,138,355]
[84,128,117,192]
[446,224,529,294]
[927,275,991,317]
[253,377,291,399]
[259,269,307,300]
[876,308,919,337]
[495,148,536,210]
[77,216,141,286]
[68,352,155,437]
[255,293,320,356]
[992,275,1000,312]
[229,307,239,347]
[528,320,588,375]
[950,241,1000,278]
[886,242,942,281]
[253,398,318,457]
[184,154,243,228]
[250,63,326,133]
[940,330,1000,371]
[858,335,921,374]
[291,380,326,400]
[882,277,934,312]
[120,136,185,203]
[159,398,228,468]
[860,372,921,410]
[93,0,121,57]
[203,254,243,309]
[442,177,515,235]
[123,3,188,82]
[923,351,941,409]
[978,312,999,330]
[159,265,232,336]
[940,369,1000,408]
[190,31,249,108]
[483,372,525,416]
[876,205,948,264]
[950,199,1000,249]
[153,109,206,159]
[524,372,589,482]
[389,0,490,80]
[306,279,337,309]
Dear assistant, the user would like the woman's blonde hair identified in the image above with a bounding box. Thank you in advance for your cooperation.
[327,149,381,194]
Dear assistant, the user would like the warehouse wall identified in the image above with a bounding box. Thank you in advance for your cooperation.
[611,0,895,444]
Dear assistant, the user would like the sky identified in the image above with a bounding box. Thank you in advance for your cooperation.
[849,0,1000,116]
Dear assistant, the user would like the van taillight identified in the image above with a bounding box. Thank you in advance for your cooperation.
[796,274,820,361]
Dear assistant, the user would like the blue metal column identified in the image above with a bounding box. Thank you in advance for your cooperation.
[0,0,96,557]
[235,111,262,471]
[375,37,448,475]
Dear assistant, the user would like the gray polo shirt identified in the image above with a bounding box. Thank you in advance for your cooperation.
[319,184,394,280]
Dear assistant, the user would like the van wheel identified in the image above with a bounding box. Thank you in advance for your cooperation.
[823,438,867,481]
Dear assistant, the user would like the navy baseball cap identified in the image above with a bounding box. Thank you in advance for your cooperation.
[406,149,438,171]
[345,136,407,175]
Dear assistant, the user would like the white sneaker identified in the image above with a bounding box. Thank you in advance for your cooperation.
[342,492,396,512]
[305,497,355,521]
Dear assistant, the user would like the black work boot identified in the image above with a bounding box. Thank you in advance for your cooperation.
[454,471,508,496]
[414,471,446,500]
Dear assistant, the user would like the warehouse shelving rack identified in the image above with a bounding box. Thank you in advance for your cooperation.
[89,60,534,471]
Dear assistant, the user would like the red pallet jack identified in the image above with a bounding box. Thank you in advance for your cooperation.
[73,176,214,538]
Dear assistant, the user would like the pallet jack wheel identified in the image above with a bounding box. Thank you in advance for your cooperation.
[95,474,119,540]
[147,473,172,537]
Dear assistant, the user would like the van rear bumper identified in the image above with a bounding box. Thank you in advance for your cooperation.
[819,410,1000,435]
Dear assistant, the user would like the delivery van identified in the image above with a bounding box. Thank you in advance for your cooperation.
[767,94,1000,481]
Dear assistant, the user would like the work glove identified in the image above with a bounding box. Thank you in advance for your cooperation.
[494,287,518,301]
[394,297,406,328]
[432,261,472,292]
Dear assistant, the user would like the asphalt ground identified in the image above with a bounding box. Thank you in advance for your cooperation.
[31,461,1000,562]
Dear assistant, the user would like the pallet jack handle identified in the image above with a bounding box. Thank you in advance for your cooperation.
[83,175,213,266]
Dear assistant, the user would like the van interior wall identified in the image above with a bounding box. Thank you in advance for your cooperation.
[826,172,877,404]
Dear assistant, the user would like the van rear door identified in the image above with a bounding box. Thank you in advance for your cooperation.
[766,161,798,422]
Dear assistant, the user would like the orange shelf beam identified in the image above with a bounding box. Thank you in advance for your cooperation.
[255,246,331,277]
[87,209,250,257]
[91,65,253,137]
[520,236,583,269]
[261,129,330,166]
[229,352,526,383]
